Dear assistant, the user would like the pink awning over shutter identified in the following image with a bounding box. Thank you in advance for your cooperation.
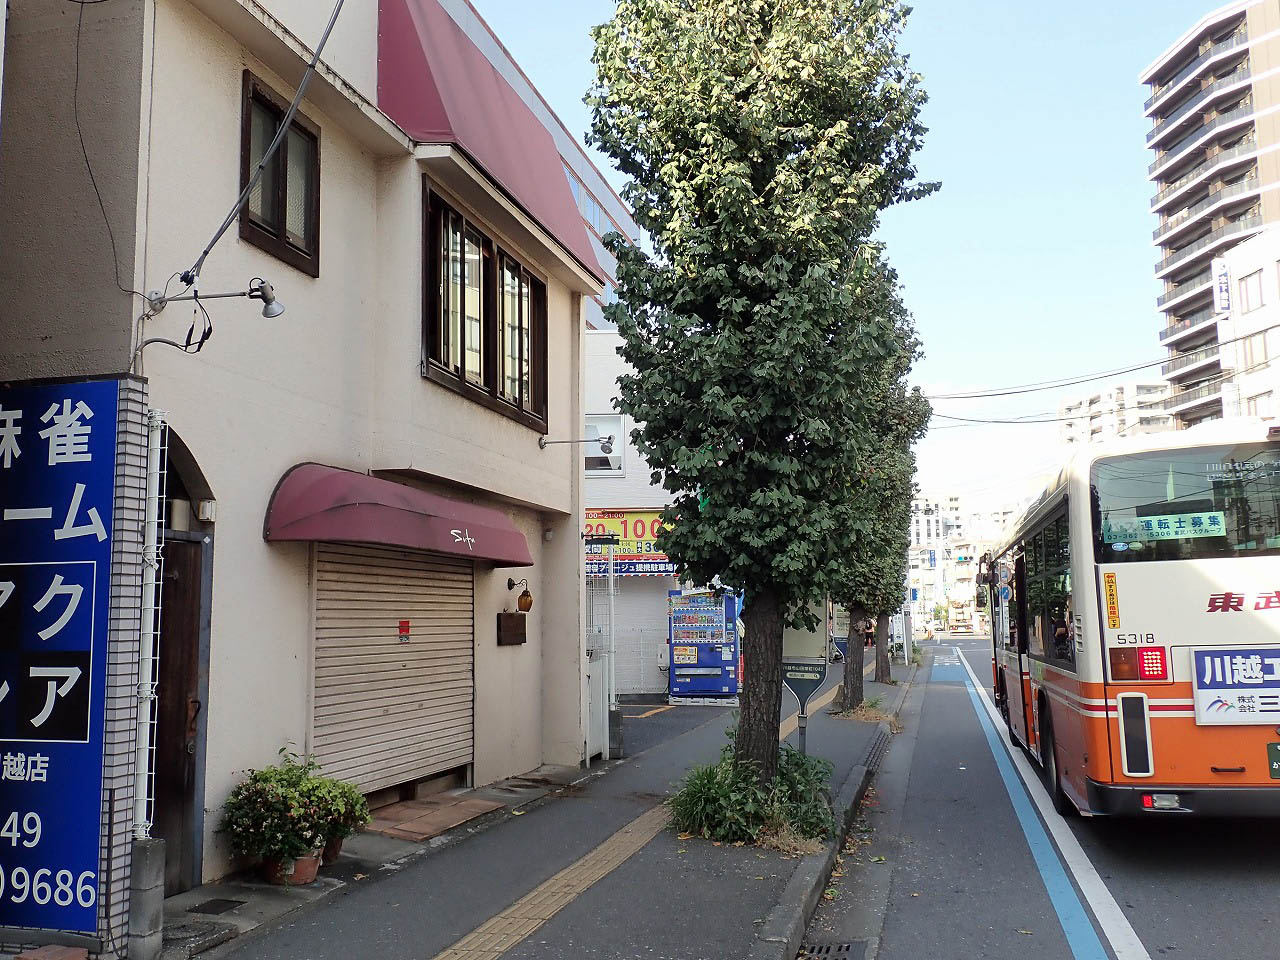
[264,463,533,567]
[378,0,604,284]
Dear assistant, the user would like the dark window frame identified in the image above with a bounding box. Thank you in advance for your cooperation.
[1022,503,1075,672]
[422,183,549,433]
[239,71,321,278]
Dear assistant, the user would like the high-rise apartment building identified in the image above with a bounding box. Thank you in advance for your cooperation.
[1059,381,1173,446]
[1142,1,1280,427]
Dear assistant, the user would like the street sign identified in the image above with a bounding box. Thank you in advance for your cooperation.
[0,378,118,933]
[999,584,1012,602]
[782,659,827,715]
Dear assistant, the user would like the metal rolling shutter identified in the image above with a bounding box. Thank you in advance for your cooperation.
[313,544,474,793]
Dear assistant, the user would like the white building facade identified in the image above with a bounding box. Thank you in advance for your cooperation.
[1217,227,1280,417]
[1059,381,1173,446]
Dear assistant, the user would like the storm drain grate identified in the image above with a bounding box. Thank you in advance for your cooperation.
[865,728,892,771]
[189,898,246,915]
[798,943,864,959]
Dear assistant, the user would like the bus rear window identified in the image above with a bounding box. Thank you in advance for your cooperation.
[1092,443,1280,562]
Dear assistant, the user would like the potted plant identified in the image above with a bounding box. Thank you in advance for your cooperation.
[316,777,371,865]
[220,757,328,885]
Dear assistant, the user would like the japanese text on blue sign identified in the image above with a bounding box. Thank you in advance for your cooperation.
[0,379,118,933]
[1192,647,1280,725]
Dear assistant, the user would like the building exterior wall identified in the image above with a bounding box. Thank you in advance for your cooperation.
[0,0,145,380]
[1218,226,1280,416]
[0,0,597,885]
[1059,381,1173,446]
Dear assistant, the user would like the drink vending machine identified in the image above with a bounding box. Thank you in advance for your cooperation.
[668,589,740,701]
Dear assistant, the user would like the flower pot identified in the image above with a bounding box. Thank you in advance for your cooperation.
[321,835,344,866]
[263,851,322,886]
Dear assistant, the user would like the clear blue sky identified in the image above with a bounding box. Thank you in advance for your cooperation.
[469,0,1222,506]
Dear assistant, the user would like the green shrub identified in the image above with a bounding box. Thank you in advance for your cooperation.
[314,776,372,841]
[667,734,835,844]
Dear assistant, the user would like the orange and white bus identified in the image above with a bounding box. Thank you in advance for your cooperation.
[983,420,1280,816]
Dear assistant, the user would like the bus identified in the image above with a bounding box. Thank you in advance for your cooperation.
[981,420,1280,816]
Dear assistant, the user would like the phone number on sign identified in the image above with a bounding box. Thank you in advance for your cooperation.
[0,811,98,908]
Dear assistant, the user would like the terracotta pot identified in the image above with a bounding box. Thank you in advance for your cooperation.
[321,835,344,866]
[263,851,322,886]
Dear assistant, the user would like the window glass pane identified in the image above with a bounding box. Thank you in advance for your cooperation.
[521,274,532,407]
[284,127,314,249]
[1045,516,1066,569]
[1048,573,1074,666]
[585,414,623,473]
[1028,534,1042,578]
[248,101,279,229]
[447,215,463,372]
[1093,442,1280,561]
[464,231,484,385]
[1027,574,1046,658]
[502,261,520,401]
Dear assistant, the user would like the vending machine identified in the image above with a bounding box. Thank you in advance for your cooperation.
[668,589,740,702]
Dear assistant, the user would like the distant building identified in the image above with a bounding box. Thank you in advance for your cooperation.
[1059,382,1173,446]
[1142,0,1280,427]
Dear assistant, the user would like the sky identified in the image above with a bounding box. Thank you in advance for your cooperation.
[469,0,1223,513]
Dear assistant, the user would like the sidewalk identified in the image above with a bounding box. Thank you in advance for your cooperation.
[175,658,911,960]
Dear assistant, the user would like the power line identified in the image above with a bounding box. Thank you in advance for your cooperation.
[181,0,346,285]
[925,324,1279,401]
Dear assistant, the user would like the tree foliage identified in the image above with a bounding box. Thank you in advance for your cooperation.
[589,0,934,780]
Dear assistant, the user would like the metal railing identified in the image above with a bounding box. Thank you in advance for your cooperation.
[1154,176,1259,240]
[1147,65,1251,143]
[1146,28,1249,111]
[1162,344,1220,375]
[1151,136,1256,208]
[1157,268,1213,308]
[1163,380,1224,410]
[1155,212,1261,273]
[1149,101,1255,176]
[1159,305,1216,340]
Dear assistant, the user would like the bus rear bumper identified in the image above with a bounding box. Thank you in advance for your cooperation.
[1085,779,1280,816]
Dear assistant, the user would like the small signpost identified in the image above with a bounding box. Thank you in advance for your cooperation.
[781,601,830,755]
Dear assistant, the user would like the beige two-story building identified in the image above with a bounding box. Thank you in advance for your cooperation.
[0,0,605,898]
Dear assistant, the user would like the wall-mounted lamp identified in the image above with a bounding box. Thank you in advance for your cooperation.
[507,577,534,613]
[538,435,614,455]
[147,276,285,319]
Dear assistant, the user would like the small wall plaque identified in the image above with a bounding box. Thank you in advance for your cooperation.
[497,611,527,646]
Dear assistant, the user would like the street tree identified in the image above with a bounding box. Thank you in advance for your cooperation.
[589,0,934,781]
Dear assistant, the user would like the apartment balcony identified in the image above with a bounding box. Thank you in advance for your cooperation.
[1147,64,1251,148]
[1153,176,1259,243]
[1145,27,1249,115]
[1163,380,1224,414]
[1154,212,1262,278]
[1150,134,1257,212]
[1156,268,1213,311]
[1159,305,1218,344]
[1162,343,1220,379]
[1148,101,1256,179]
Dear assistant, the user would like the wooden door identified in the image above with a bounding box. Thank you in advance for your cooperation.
[154,539,205,895]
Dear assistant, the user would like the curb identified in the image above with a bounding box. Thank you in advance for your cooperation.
[745,661,919,960]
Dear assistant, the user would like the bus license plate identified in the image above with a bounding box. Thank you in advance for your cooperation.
[1268,743,1280,780]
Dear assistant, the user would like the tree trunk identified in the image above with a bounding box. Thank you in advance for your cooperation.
[840,602,866,711]
[874,612,892,683]
[736,586,784,784]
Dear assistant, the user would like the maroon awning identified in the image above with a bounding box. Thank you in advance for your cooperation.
[377,0,604,285]
[263,463,533,567]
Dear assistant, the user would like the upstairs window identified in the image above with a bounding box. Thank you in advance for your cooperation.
[425,189,548,428]
[240,72,320,277]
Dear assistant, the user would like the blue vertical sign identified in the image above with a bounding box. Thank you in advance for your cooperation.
[0,379,118,933]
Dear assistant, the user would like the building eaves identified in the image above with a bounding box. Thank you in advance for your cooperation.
[1139,0,1252,85]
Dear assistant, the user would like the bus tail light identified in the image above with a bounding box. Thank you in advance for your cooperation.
[1138,647,1168,680]
[1109,647,1169,681]
[1109,649,1139,680]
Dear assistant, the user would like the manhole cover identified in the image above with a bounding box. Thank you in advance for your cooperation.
[190,898,246,915]
[798,944,865,959]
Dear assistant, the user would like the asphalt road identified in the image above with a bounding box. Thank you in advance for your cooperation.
[807,633,1280,960]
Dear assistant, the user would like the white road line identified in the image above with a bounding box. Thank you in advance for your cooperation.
[953,646,1153,960]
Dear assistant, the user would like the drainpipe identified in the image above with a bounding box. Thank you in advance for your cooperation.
[134,409,165,838]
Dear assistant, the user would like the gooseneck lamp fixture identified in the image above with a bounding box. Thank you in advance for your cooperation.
[538,435,614,455]
[147,277,285,319]
[507,578,534,613]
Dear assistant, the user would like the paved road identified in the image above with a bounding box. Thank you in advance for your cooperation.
[806,633,1280,960]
